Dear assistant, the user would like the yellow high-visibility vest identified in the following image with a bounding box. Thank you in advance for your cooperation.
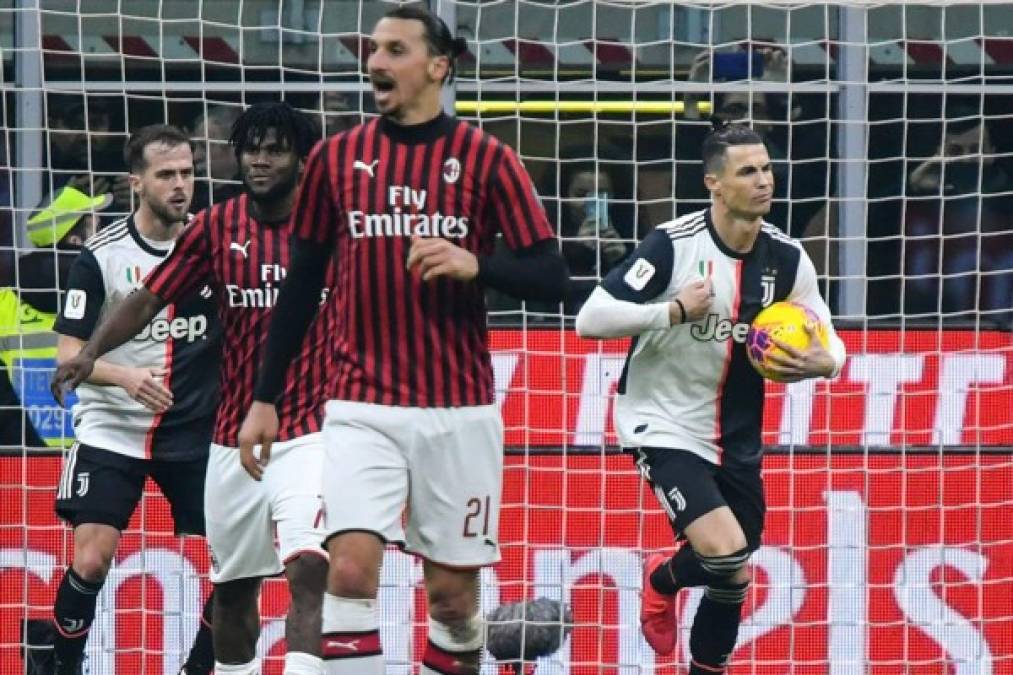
[0,288,73,448]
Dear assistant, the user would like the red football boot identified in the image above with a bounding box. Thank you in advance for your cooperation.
[640,553,678,655]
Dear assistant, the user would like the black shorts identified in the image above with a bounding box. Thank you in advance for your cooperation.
[631,447,766,552]
[54,443,207,536]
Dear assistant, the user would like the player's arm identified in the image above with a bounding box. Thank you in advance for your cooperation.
[49,248,171,407]
[56,332,172,412]
[576,228,711,338]
[767,248,847,380]
[50,216,212,403]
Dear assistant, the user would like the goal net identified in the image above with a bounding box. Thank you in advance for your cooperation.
[1,1,1011,673]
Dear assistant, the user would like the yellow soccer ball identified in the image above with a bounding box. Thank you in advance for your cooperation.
[745,301,828,382]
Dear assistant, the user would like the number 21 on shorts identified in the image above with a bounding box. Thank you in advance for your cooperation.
[462,495,491,538]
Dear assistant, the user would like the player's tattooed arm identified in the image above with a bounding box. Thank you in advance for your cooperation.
[51,287,167,405]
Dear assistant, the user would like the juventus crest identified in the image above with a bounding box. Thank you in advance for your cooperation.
[761,273,777,307]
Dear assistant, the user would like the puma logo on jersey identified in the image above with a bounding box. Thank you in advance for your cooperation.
[230,240,252,258]
[326,638,360,651]
[353,159,379,177]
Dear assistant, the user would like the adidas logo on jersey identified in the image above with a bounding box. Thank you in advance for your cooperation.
[690,313,750,344]
[135,315,209,343]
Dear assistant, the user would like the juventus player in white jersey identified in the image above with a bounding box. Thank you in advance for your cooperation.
[577,121,846,672]
[50,126,220,675]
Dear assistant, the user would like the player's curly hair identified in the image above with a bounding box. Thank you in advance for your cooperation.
[229,101,319,163]
[702,118,765,175]
[383,4,468,84]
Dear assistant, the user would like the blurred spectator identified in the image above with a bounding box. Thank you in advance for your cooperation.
[45,94,131,215]
[321,90,362,137]
[549,146,636,313]
[1,186,108,449]
[677,47,827,238]
[903,109,1012,327]
[190,104,242,210]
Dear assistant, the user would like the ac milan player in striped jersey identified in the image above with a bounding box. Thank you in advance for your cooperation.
[238,7,568,675]
[52,103,332,675]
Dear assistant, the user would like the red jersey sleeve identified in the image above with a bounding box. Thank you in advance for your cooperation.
[144,211,212,302]
[487,143,556,251]
[293,139,340,244]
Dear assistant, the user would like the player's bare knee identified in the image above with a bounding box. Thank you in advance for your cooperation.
[71,547,113,583]
[328,552,379,599]
[285,553,327,608]
[689,527,749,561]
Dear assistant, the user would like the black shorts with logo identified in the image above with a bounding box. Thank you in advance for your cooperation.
[630,447,766,552]
[54,443,207,536]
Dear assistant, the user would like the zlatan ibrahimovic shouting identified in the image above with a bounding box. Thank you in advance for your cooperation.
[237,6,568,675]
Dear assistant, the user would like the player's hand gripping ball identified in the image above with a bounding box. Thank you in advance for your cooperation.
[746,301,828,382]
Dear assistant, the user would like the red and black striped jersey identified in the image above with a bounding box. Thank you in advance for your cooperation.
[145,193,335,446]
[293,113,554,408]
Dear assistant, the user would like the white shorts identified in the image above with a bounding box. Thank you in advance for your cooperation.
[322,400,504,567]
[205,433,327,584]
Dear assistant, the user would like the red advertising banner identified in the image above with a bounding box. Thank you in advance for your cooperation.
[1,454,1010,674]
[490,329,1012,448]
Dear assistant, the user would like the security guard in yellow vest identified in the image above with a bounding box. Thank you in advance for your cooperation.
[0,288,62,446]
[0,186,110,448]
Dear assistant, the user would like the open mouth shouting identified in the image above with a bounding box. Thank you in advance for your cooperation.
[370,74,396,108]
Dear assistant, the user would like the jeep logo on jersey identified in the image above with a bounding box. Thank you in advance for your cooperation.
[135,315,209,343]
[347,185,469,239]
[690,313,750,343]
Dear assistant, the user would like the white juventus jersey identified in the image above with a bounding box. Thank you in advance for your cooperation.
[595,208,843,467]
[54,216,220,460]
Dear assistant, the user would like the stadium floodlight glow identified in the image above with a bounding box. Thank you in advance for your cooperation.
[455,100,713,115]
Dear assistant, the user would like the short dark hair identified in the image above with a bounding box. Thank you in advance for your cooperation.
[382,4,468,83]
[701,119,765,174]
[124,124,194,172]
[229,101,319,162]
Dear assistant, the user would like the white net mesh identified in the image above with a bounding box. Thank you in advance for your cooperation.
[1,1,1011,673]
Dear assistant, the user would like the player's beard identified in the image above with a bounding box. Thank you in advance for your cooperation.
[246,164,299,206]
[145,193,188,228]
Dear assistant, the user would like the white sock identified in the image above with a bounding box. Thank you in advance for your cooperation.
[284,650,324,675]
[215,659,261,675]
[321,594,384,675]
[419,614,484,675]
